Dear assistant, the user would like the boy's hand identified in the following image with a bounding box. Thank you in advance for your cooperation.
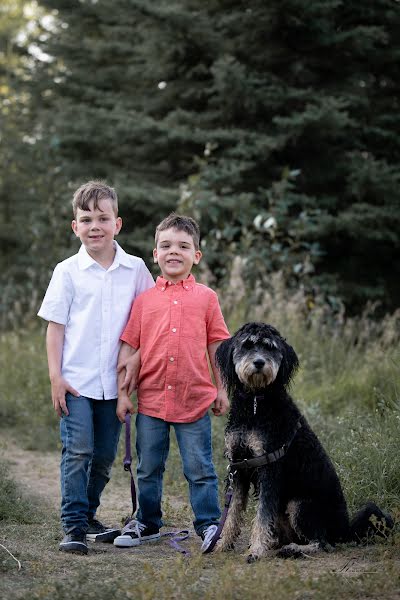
[50,375,80,417]
[118,350,141,395]
[116,394,135,424]
[212,389,229,416]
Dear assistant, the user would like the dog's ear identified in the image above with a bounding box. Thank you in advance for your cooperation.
[277,339,299,387]
[215,337,237,397]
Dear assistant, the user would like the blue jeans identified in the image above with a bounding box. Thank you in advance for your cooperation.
[60,394,122,533]
[135,413,220,535]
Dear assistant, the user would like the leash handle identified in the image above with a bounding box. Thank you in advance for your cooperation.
[124,414,137,516]
[162,530,190,555]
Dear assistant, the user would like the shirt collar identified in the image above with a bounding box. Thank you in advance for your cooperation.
[77,241,134,271]
[156,273,196,291]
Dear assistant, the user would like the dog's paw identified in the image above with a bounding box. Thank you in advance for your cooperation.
[276,543,305,559]
[247,553,259,564]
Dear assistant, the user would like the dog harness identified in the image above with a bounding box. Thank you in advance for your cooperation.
[229,419,303,470]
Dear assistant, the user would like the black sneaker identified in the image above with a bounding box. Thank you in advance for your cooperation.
[59,530,88,554]
[86,518,121,543]
[113,520,160,547]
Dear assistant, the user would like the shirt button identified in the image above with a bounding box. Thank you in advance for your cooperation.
[167,385,172,390]
[172,328,177,333]
[161,287,165,291]
[173,300,178,304]
[185,286,189,290]
[169,357,174,362]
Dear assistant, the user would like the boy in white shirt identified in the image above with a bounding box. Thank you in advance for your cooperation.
[38,181,154,554]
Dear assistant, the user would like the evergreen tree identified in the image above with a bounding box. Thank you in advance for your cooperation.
[27,0,400,314]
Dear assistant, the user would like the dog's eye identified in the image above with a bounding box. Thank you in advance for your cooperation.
[242,339,254,349]
[262,340,276,350]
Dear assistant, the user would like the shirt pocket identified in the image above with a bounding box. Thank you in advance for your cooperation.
[115,285,135,313]
[181,305,207,340]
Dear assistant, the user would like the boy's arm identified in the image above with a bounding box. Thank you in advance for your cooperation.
[208,340,230,416]
[117,344,141,395]
[116,342,139,423]
[46,321,80,417]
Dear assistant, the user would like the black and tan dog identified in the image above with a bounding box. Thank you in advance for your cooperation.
[215,322,393,562]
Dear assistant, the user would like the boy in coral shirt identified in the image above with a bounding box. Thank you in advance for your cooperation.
[114,213,230,552]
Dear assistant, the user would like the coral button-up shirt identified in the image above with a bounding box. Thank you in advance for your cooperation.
[121,274,230,423]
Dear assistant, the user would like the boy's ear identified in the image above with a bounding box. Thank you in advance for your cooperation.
[115,216,122,235]
[193,249,202,265]
[71,220,79,237]
[153,248,158,263]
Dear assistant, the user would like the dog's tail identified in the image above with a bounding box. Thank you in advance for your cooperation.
[349,501,394,542]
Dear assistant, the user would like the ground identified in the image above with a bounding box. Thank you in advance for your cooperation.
[1,434,399,600]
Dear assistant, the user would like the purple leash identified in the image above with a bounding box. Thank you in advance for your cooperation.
[202,472,234,554]
[123,414,190,555]
[123,413,137,516]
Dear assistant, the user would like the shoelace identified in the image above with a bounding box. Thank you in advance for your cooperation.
[201,525,218,549]
[121,519,145,536]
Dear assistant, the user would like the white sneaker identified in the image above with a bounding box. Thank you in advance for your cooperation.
[113,519,160,548]
[201,524,219,553]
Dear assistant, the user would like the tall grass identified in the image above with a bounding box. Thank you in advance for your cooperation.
[0,272,399,517]
[218,268,400,415]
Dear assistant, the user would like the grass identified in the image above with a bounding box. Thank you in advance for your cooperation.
[1,287,400,599]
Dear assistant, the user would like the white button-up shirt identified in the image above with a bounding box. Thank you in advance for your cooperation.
[38,242,154,400]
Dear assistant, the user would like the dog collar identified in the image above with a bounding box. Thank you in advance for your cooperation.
[229,420,302,470]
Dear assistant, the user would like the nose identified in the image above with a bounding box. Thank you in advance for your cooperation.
[253,358,265,371]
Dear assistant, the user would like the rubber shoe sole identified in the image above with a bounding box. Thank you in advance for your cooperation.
[59,540,88,554]
[114,532,160,547]
[87,528,121,543]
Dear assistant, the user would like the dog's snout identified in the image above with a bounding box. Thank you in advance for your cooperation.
[253,358,265,370]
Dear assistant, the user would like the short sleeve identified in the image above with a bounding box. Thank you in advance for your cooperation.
[120,294,143,349]
[37,264,73,325]
[206,291,230,345]
[135,260,155,296]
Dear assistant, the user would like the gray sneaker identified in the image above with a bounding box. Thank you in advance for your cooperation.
[59,530,88,554]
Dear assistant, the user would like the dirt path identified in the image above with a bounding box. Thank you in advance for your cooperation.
[1,432,399,590]
[1,434,154,529]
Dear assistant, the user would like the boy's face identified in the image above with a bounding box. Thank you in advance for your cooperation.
[153,227,202,283]
[71,198,122,257]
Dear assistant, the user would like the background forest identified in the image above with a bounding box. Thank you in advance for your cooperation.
[1,3,400,599]
[1,0,400,328]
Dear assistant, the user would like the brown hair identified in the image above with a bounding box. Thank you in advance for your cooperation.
[155,213,201,250]
[72,180,118,217]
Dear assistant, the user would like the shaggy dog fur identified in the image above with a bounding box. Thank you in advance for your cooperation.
[215,322,393,562]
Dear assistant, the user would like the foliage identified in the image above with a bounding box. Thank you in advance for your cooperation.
[175,0,400,313]
[0,0,398,328]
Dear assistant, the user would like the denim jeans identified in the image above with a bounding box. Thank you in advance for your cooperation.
[135,412,220,535]
[60,394,121,533]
